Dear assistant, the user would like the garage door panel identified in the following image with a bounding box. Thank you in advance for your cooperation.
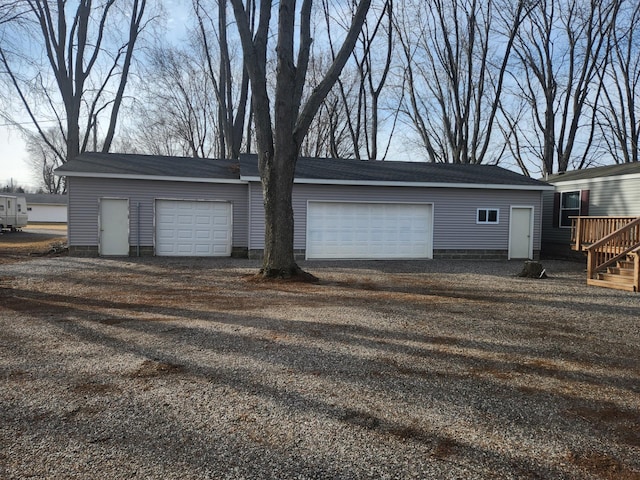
[195,245,212,254]
[156,200,232,256]
[307,202,432,259]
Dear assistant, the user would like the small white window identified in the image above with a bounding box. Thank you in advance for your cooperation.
[477,208,499,224]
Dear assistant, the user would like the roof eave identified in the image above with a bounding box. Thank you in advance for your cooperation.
[240,175,553,191]
[548,171,640,185]
[55,171,246,185]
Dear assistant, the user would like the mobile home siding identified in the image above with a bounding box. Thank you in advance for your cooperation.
[550,177,640,216]
[67,177,248,251]
[248,182,543,253]
[542,175,640,247]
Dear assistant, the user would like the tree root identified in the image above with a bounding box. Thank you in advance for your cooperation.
[253,265,319,283]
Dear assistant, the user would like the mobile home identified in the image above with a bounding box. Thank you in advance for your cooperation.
[0,194,28,230]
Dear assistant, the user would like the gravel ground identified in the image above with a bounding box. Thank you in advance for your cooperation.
[0,256,639,479]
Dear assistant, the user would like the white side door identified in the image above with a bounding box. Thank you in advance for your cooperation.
[99,198,129,256]
[509,206,533,259]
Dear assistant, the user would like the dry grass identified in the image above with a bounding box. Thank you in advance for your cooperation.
[0,228,67,263]
[24,223,68,231]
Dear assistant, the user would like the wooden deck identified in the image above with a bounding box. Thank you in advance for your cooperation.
[570,216,640,292]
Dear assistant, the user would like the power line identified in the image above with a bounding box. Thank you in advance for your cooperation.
[0,119,62,127]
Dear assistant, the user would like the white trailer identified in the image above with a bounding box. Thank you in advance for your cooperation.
[0,194,28,231]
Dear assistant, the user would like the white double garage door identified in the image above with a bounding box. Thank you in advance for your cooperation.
[306,202,433,259]
[154,199,432,259]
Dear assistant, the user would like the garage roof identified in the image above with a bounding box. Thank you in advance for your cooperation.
[240,154,552,190]
[55,152,552,190]
[24,194,68,205]
[55,152,242,183]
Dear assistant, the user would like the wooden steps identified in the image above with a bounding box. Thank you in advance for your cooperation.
[588,256,638,292]
[574,216,640,292]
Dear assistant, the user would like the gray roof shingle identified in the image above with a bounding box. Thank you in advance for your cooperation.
[240,154,549,187]
[55,152,240,180]
[24,194,68,205]
[55,152,550,188]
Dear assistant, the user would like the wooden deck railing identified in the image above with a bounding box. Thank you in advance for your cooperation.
[571,216,640,251]
[632,246,640,292]
[585,217,640,284]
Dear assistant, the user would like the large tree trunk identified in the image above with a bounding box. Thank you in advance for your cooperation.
[230,0,371,280]
[259,147,300,277]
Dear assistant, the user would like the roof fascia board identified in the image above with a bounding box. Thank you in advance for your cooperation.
[549,171,640,186]
[56,171,247,184]
[240,175,553,191]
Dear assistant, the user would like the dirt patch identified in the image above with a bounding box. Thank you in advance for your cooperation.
[70,382,122,395]
[131,360,186,378]
[0,230,67,263]
[567,451,640,480]
[567,405,640,448]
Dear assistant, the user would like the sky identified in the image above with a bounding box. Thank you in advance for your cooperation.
[0,127,32,190]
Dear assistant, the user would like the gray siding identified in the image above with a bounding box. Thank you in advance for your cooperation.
[541,190,570,245]
[542,175,640,246]
[570,176,640,216]
[67,177,248,249]
[248,182,543,252]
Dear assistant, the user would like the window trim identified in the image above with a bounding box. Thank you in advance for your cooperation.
[476,208,500,224]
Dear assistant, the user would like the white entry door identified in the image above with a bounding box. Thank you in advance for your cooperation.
[155,200,232,256]
[509,207,533,259]
[99,198,129,256]
[306,202,433,259]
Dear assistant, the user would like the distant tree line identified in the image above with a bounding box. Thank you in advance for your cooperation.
[1,180,26,193]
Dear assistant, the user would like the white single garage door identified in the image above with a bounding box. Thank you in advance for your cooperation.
[155,200,232,256]
[306,202,433,259]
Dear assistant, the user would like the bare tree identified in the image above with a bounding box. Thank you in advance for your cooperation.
[324,0,396,160]
[127,46,219,158]
[1,178,28,193]
[118,0,252,160]
[596,0,640,164]
[194,0,251,159]
[229,0,372,278]
[0,0,151,167]
[509,0,621,175]
[0,0,28,25]
[300,51,358,158]
[497,97,533,176]
[25,129,66,194]
[394,0,530,165]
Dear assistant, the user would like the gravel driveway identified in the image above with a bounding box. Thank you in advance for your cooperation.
[1,257,638,479]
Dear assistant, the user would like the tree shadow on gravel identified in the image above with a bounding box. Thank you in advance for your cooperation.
[0,309,598,480]
[1,261,639,479]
